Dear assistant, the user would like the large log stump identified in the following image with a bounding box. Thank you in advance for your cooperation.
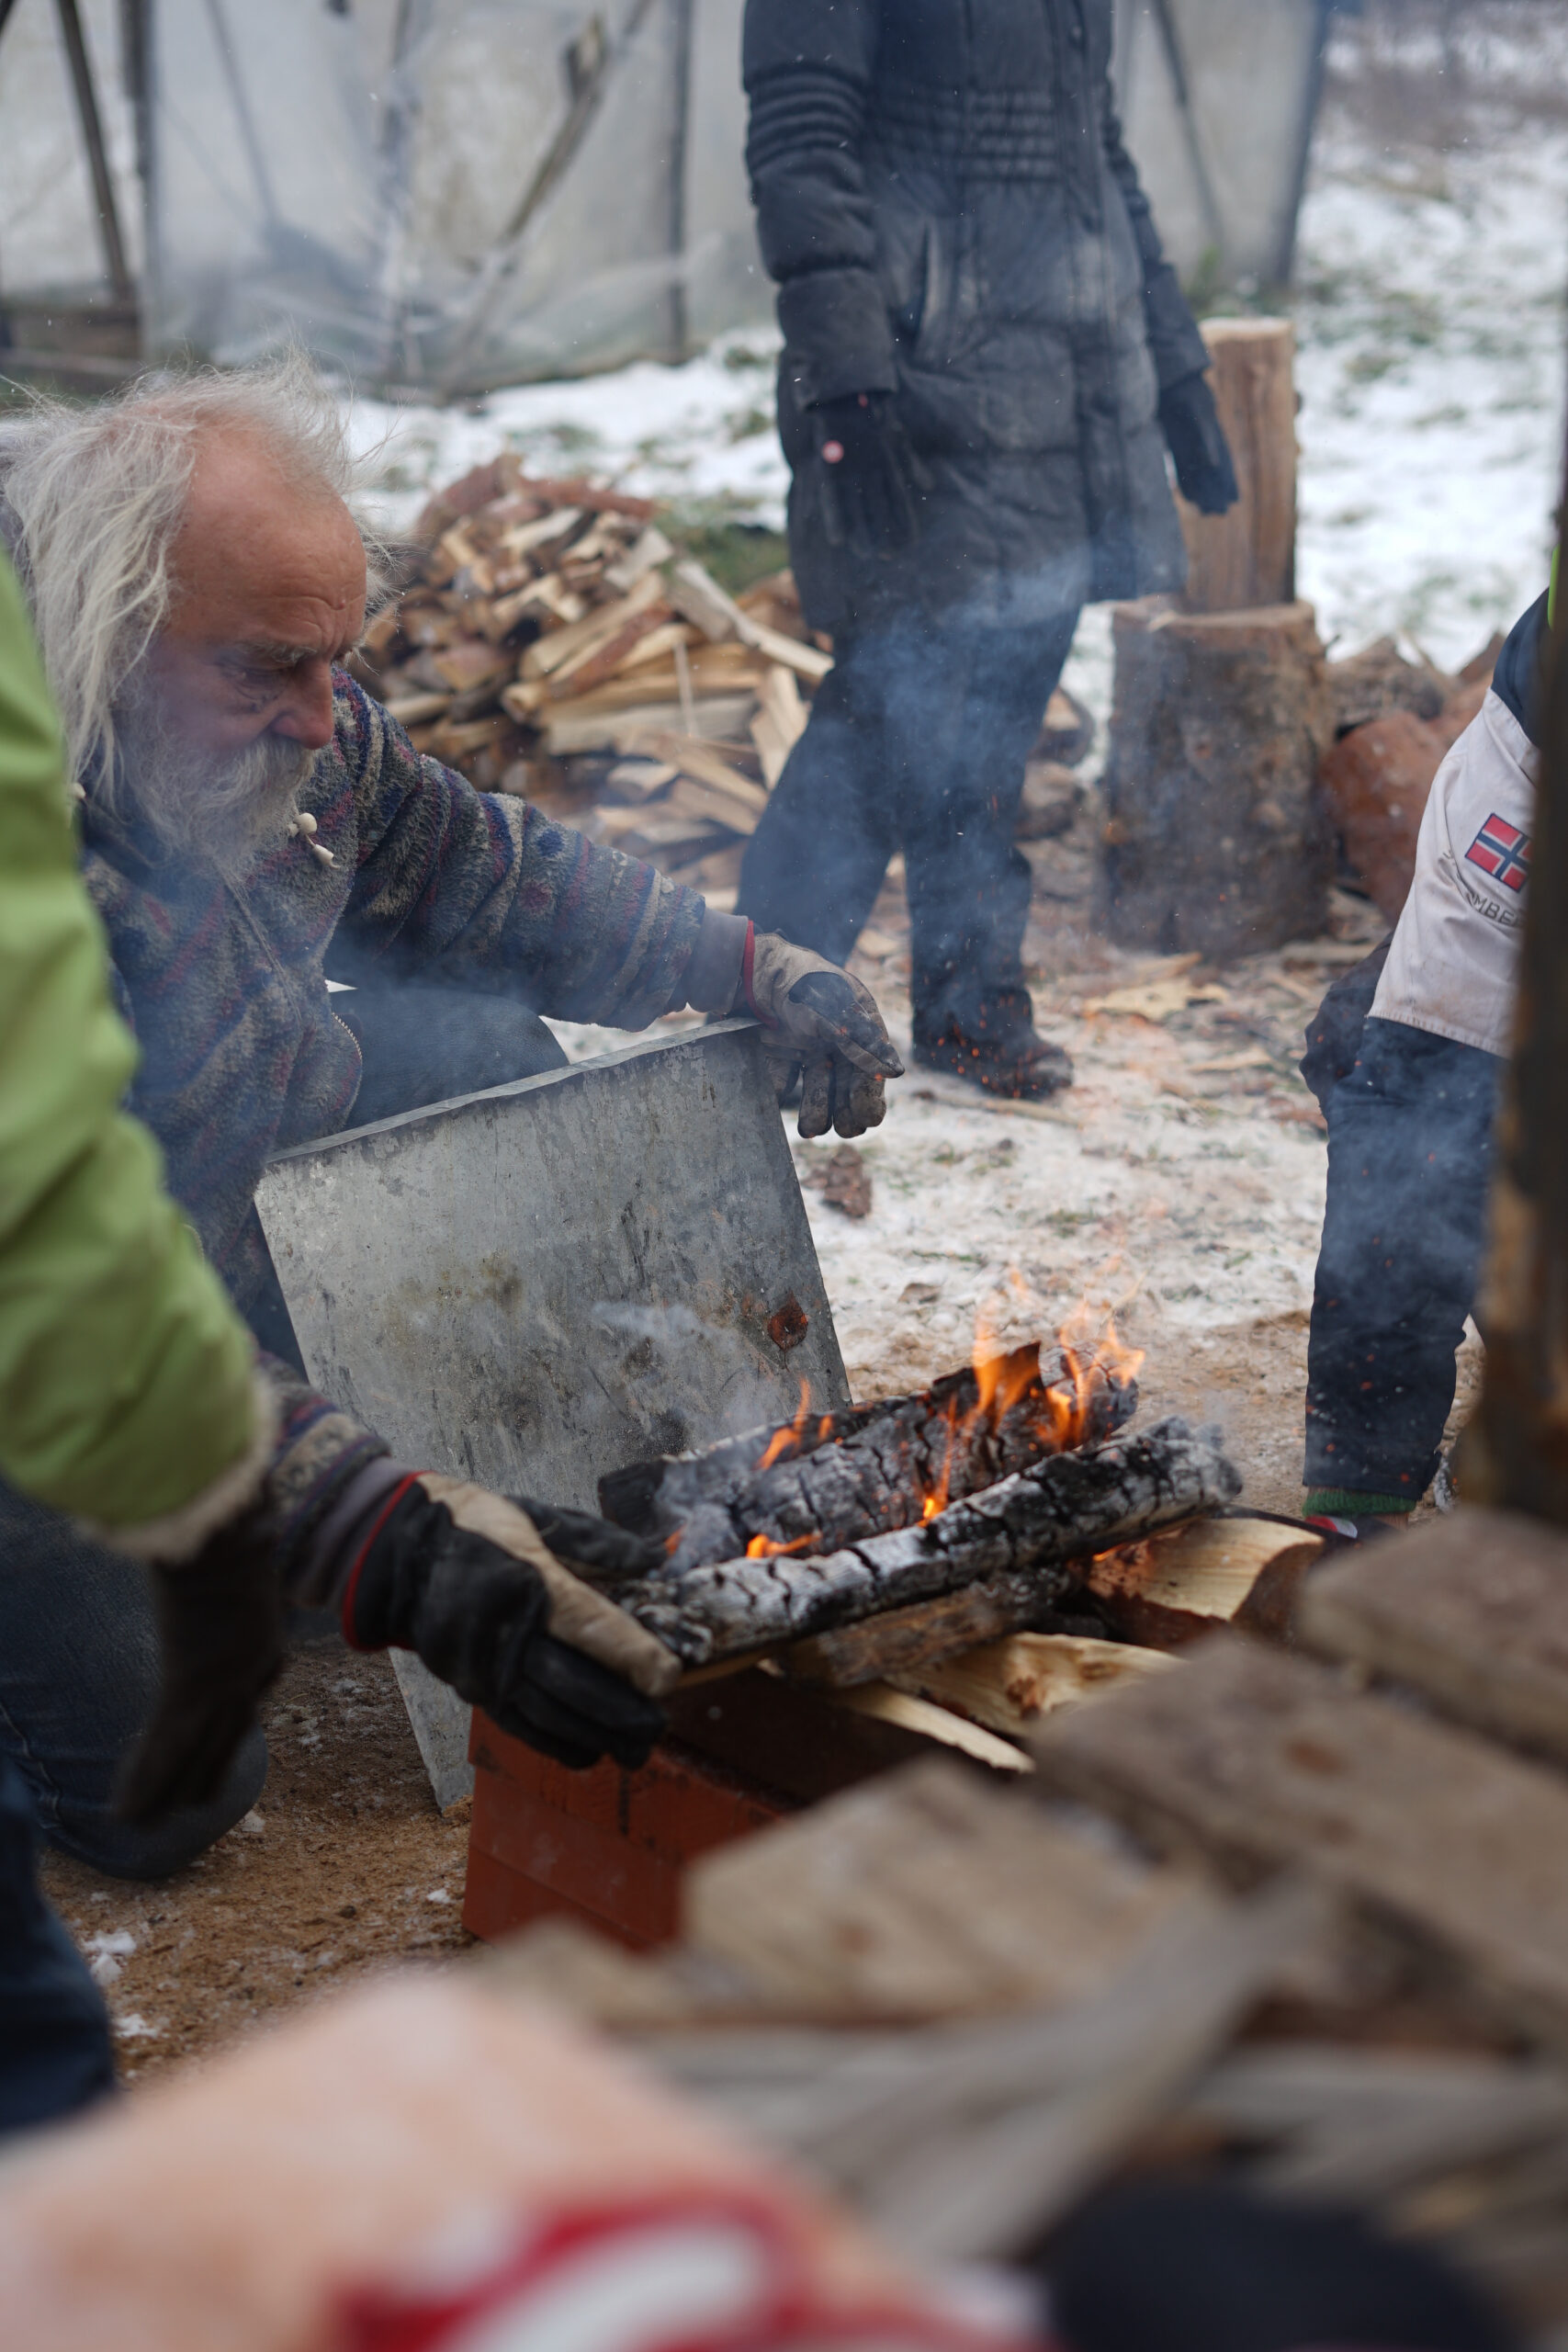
[1100,600,1334,957]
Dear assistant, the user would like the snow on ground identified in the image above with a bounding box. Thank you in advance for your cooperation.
[356,7,1562,1510]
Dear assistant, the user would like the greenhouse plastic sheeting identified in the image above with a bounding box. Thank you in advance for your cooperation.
[143,0,766,390]
[1112,0,1328,291]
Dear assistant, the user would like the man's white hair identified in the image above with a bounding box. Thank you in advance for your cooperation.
[0,348,385,796]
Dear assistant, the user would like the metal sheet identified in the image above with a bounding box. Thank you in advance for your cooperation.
[255,1019,850,1802]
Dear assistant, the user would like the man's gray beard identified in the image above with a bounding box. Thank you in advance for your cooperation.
[113,684,317,872]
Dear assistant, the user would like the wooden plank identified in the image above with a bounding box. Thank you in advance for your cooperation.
[1178,317,1297,614]
[1087,1513,1325,1647]
[1298,1508,1568,1766]
[1035,1633,1568,2052]
[826,1683,1031,1773]
[543,695,757,757]
[682,1755,1192,2021]
[894,1632,1179,1737]
[859,1878,1328,2261]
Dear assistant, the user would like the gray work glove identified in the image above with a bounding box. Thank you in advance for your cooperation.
[738,930,904,1139]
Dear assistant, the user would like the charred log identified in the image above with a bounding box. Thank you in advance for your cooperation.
[600,1341,1139,1574]
[624,1418,1239,1668]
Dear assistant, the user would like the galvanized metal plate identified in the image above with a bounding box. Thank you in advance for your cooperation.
[255,1019,851,1804]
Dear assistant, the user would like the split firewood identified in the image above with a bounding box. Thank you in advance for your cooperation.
[602,1340,1143,1573]
[623,732,768,812]
[661,775,759,838]
[1086,1512,1325,1648]
[752,664,807,786]
[620,1419,1241,1668]
[892,1632,1179,1740]
[521,572,666,681]
[547,695,760,759]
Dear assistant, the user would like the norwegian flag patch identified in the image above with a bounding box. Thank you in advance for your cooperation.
[1465,812,1532,892]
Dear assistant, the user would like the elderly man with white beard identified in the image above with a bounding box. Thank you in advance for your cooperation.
[0,359,902,1877]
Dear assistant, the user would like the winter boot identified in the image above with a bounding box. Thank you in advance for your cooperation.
[912,986,1073,1100]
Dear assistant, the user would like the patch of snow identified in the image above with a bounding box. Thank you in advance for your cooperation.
[346,329,788,545]
[112,2013,162,2041]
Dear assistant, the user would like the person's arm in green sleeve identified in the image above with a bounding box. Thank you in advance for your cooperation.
[0,549,274,1548]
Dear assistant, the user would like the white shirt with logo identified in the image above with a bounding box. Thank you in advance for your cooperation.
[1371,687,1538,1058]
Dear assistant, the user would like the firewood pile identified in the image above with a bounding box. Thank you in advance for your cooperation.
[354,453,1094,901]
[489,1506,1568,2334]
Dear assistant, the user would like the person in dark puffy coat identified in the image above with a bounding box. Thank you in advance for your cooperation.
[736,0,1238,1096]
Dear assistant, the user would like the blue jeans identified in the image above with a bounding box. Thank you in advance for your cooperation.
[737,611,1079,1037]
[1305,1017,1504,1502]
[0,1748,115,2132]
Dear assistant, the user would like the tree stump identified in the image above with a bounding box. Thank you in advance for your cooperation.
[1178,318,1298,614]
[1100,600,1334,957]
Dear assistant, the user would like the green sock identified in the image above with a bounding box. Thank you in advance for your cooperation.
[1303,1487,1416,1519]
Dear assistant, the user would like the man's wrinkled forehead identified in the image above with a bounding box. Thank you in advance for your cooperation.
[163,424,367,657]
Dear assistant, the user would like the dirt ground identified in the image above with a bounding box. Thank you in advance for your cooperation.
[41,791,1486,2092]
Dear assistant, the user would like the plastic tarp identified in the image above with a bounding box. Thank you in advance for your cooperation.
[142,0,765,390]
[1,0,1325,389]
[1112,0,1328,290]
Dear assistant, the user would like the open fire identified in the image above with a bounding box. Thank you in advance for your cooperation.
[601,1307,1145,1577]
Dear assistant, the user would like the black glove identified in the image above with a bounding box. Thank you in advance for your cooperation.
[509,1498,665,1586]
[1158,370,1240,514]
[117,1511,287,1826]
[347,1481,668,1771]
[812,391,920,558]
[741,932,904,1139]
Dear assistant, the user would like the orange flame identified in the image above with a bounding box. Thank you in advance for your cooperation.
[913,1297,1145,1525]
[757,1379,814,1473]
[746,1532,813,1558]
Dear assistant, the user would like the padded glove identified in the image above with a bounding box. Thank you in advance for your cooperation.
[739,928,904,1140]
[812,391,920,559]
[1158,370,1240,515]
[344,1475,677,1771]
[117,1507,287,1826]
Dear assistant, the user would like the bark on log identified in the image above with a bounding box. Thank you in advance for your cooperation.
[1178,319,1298,615]
[781,1573,1109,1690]
[623,1419,1240,1668]
[600,1345,1138,1574]
[1100,600,1335,957]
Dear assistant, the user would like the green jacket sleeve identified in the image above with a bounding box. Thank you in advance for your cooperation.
[0,552,262,1534]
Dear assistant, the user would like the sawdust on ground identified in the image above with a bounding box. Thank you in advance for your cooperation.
[41,802,1479,2091]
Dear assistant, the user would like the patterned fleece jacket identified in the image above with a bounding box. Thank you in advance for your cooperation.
[79,671,706,1581]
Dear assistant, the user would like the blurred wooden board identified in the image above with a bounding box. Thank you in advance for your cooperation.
[682,1756,1192,2021]
[1299,1509,1568,1768]
[1036,1634,1568,2051]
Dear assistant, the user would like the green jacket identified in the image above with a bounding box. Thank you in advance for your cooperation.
[0,552,258,1532]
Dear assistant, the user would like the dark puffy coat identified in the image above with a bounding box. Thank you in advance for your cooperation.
[744,0,1208,633]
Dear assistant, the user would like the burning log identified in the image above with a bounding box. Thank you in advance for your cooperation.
[622,1418,1241,1669]
[601,1331,1141,1576]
